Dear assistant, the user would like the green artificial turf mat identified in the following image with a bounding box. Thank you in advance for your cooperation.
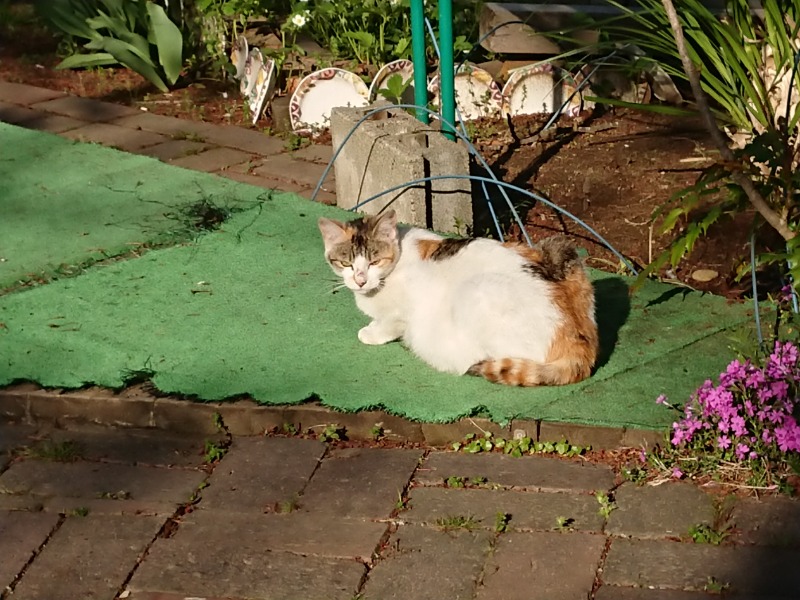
[0,185,755,427]
[0,121,265,291]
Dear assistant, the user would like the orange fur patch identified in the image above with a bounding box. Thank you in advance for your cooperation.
[467,242,598,387]
[417,239,443,260]
[502,242,544,263]
[544,270,599,384]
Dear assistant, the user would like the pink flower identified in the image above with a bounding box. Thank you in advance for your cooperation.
[735,443,750,460]
[656,394,668,406]
[717,435,731,450]
[671,467,684,479]
[730,415,747,437]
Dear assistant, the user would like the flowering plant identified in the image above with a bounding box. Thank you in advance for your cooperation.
[648,341,800,490]
[282,0,475,65]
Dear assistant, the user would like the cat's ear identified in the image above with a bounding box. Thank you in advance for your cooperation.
[318,217,349,250]
[372,209,398,242]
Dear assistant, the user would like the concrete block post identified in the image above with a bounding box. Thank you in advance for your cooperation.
[329,105,472,234]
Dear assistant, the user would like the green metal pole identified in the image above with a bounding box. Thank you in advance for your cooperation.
[409,0,429,124]
[438,0,455,140]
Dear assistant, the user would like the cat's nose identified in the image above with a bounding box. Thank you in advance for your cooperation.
[354,272,367,287]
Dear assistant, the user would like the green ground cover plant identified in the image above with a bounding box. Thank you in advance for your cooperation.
[451,431,590,458]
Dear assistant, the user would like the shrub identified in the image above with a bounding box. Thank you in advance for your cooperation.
[36,0,185,92]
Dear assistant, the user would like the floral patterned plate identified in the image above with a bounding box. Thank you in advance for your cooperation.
[230,35,248,81]
[290,68,370,133]
[501,63,591,118]
[428,63,503,122]
[369,59,416,105]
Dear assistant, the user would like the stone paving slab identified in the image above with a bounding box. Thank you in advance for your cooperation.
[201,436,326,511]
[138,139,210,162]
[0,422,37,453]
[112,113,286,156]
[250,152,333,189]
[42,423,211,467]
[219,169,308,193]
[731,495,800,546]
[299,447,422,518]
[0,460,205,507]
[197,123,287,156]
[9,513,163,600]
[361,524,492,600]
[594,587,737,599]
[417,451,615,492]
[0,511,61,591]
[0,100,38,124]
[0,104,86,132]
[113,112,218,138]
[477,531,606,600]
[606,482,715,539]
[404,485,606,532]
[0,81,66,106]
[291,143,334,164]
[31,95,139,122]
[177,508,387,562]
[61,122,168,152]
[602,538,800,596]
[169,146,254,172]
[129,538,366,600]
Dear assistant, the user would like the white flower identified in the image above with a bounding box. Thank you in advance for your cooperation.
[291,12,308,27]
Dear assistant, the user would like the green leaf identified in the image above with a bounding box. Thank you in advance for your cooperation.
[86,12,150,59]
[100,37,167,92]
[146,2,183,84]
[584,96,699,117]
[35,0,98,40]
[660,207,687,233]
[394,37,410,57]
[344,30,375,46]
[55,52,118,70]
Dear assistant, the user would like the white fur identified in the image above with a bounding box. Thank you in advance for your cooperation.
[352,228,562,374]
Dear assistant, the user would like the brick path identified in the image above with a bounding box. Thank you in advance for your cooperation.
[3,79,800,599]
[2,420,800,600]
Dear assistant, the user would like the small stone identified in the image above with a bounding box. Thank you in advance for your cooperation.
[690,269,718,282]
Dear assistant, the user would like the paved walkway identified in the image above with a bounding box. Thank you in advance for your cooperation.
[1,419,800,600]
[2,80,800,599]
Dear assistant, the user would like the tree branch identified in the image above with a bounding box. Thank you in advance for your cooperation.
[660,0,796,241]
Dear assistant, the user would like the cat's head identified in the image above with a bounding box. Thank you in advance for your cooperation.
[318,210,399,294]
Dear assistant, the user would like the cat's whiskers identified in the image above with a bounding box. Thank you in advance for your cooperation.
[326,282,349,294]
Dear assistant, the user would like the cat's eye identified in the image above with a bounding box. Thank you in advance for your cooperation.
[332,259,352,268]
[370,259,386,266]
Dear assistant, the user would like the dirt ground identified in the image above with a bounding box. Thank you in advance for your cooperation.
[0,7,764,299]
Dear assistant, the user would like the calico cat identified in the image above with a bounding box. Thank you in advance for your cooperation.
[318,209,598,386]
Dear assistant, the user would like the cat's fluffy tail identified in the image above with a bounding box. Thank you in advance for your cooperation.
[467,357,591,387]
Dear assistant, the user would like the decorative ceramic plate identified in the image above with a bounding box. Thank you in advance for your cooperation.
[501,63,590,117]
[241,47,263,97]
[248,56,277,125]
[290,68,370,132]
[369,59,416,105]
[428,64,503,121]
[231,35,248,81]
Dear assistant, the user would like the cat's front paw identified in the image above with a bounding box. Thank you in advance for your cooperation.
[358,324,393,345]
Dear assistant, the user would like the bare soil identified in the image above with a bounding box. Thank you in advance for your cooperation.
[0,7,769,299]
